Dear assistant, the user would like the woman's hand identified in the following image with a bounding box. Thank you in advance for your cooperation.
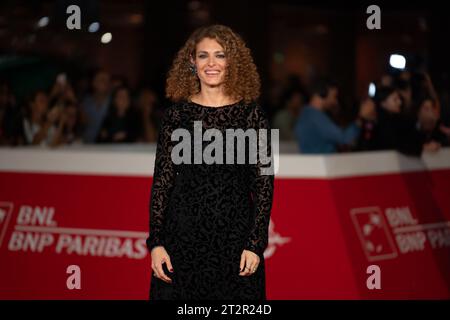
[113,131,127,141]
[151,246,173,283]
[423,141,441,153]
[239,249,260,276]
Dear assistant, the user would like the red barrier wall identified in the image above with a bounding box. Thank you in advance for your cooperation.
[0,147,449,299]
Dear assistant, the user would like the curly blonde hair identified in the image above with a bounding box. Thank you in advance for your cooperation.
[165,24,260,104]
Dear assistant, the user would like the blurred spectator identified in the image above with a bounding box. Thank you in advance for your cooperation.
[51,100,83,146]
[49,73,77,107]
[136,87,160,143]
[273,89,304,141]
[396,78,414,117]
[266,74,305,123]
[74,75,90,100]
[266,81,285,123]
[414,95,449,152]
[111,74,129,91]
[22,90,60,146]
[294,77,374,154]
[0,80,23,146]
[368,86,422,155]
[355,98,377,151]
[398,70,412,82]
[380,73,394,87]
[80,69,112,143]
[97,86,140,143]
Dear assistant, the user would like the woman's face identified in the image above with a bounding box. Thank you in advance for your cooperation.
[92,71,110,95]
[114,88,130,113]
[192,37,227,88]
[31,92,48,116]
[381,91,402,113]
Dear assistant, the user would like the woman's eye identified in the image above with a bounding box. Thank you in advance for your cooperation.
[198,54,207,58]
[217,54,225,58]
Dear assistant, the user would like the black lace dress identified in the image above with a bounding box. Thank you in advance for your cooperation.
[146,100,275,300]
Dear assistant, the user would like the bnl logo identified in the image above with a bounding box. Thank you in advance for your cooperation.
[351,207,398,262]
[0,202,14,248]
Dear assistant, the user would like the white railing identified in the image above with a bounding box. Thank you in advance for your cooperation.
[0,145,449,178]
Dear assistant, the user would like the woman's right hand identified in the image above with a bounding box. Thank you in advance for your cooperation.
[151,246,173,283]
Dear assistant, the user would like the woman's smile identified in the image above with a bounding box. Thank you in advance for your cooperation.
[204,69,220,76]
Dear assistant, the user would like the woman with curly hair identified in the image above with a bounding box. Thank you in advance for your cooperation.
[146,24,275,300]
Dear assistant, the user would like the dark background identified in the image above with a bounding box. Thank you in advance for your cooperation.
[1,0,450,111]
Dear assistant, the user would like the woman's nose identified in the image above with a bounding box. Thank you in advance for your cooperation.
[207,58,216,66]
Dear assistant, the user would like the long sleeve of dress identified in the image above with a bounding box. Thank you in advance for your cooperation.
[244,104,275,257]
[146,106,178,253]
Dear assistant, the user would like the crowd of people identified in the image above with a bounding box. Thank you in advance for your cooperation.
[0,69,162,147]
[269,71,450,156]
[1,67,449,156]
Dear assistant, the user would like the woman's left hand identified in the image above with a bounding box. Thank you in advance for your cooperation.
[239,249,260,276]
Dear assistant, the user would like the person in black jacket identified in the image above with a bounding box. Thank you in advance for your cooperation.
[97,85,140,143]
[359,86,448,156]
[364,86,423,156]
